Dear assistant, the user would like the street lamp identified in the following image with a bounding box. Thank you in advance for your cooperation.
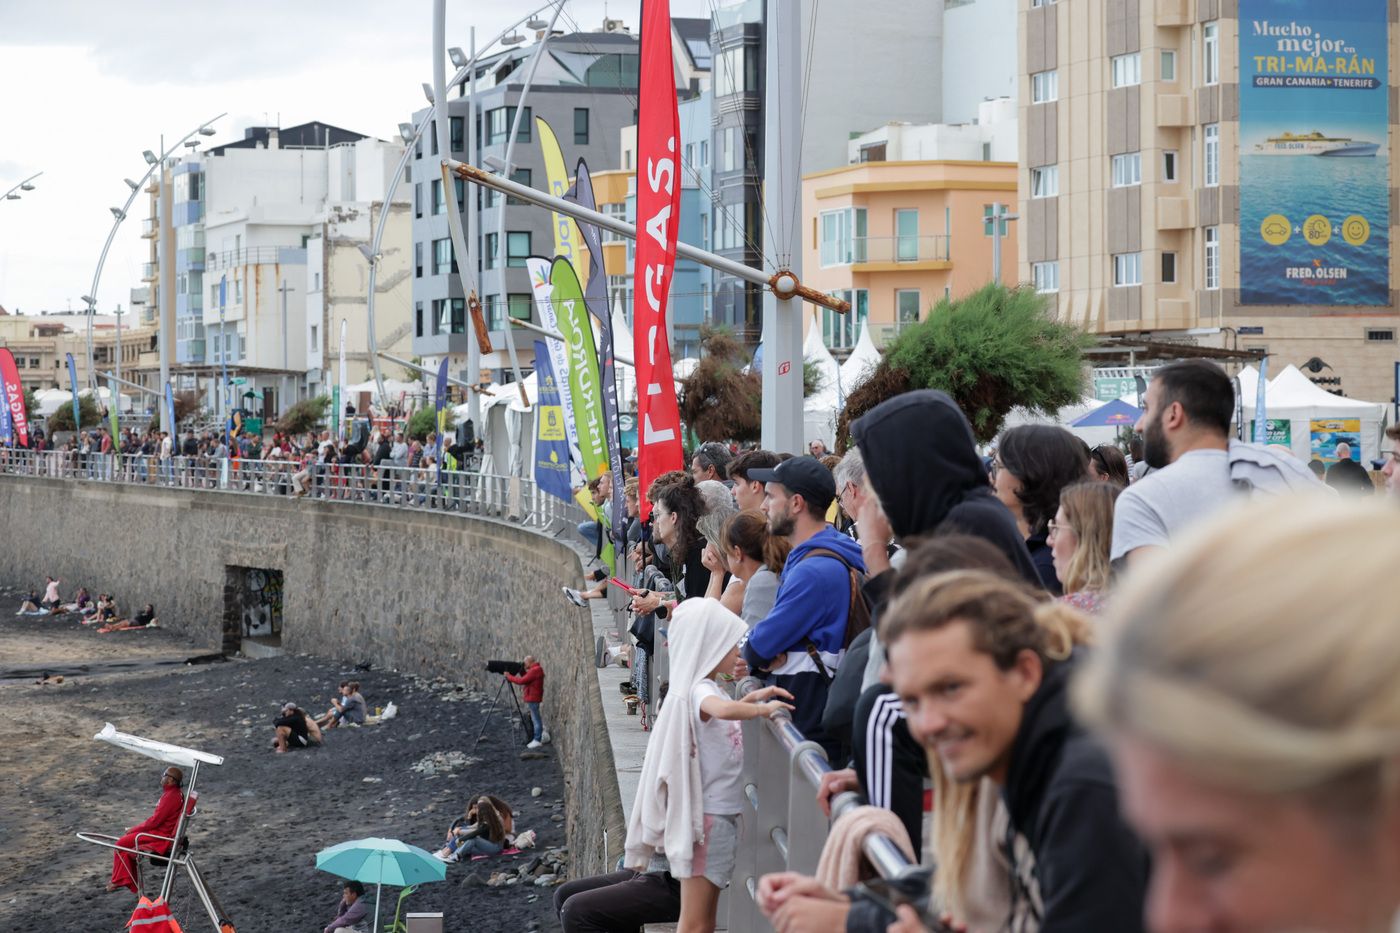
[84,113,227,394]
[1,171,43,204]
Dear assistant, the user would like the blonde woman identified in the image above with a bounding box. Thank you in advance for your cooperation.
[1075,496,1400,933]
[1049,481,1121,614]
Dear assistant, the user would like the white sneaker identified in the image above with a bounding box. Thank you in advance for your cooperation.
[561,587,586,608]
[540,731,551,745]
[526,740,542,749]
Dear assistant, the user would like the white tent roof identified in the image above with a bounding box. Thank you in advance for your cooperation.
[95,722,224,769]
[1260,364,1385,412]
[344,378,424,401]
[477,371,539,413]
[673,357,700,380]
[803,312,843,414]
[1236,365,1260,405]
[839,320,881,391]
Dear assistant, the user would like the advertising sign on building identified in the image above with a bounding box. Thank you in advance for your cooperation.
[1239,0,1389,305]
[1311,418,1362,462]
[1248,418,1293,446]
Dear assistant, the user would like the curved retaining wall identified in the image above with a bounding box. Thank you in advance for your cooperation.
[0,474,623,877]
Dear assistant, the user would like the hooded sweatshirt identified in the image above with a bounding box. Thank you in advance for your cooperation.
[1000,653,1149,932]
[741,526,865,744]
[852,390,1039,586]
[626,599,748,878]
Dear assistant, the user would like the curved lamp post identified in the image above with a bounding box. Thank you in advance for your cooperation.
[2,171,43,204]
[84,114,225,395]
[362,1,557,404]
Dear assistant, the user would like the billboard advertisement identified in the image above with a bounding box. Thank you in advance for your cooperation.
[1311,418,1362,462]
[1239,0,1389,305]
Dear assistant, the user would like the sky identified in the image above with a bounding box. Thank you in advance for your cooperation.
[0,0,710,318]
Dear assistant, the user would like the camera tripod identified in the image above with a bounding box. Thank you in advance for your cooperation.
[471,675,532,753]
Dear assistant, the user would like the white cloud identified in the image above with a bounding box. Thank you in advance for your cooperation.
[0,0,712,315]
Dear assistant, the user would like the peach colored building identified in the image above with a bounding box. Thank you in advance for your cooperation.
[801,160,1019,354]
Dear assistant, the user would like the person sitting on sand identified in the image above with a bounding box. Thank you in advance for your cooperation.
[41,576,61,610]
[324,880,369,933]
[16,590,43,615]
[316,681,367,730]
[93,594,118,626]
[97,605,158,634]
[68,587,95,616]
[107,766,187,893]
[433,795,513,861]
[273,702,323,752]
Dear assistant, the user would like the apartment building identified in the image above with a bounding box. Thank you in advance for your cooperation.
[1019,0,1400,402]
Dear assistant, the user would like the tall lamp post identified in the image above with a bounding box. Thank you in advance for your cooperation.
[361,2,555,405]
[83,114,225,396]
[1,171,42,204]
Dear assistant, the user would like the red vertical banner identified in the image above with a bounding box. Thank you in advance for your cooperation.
[0,348,30,447]
[633,0,684,520]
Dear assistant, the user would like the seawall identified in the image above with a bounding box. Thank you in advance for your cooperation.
[0,474,624,877]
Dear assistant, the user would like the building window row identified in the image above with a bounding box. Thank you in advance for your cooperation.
[1204,123,1220,187]
[1031,70,1058,104]
[1030,165,1058,198]
[1111,52,1141,88]
[1033,261,1059,294]
[1111,152,1142,187]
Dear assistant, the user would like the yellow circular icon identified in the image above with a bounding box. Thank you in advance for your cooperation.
[1302,214,1332,246]
[1260,213,1291,246]
[1342,214,1371,246]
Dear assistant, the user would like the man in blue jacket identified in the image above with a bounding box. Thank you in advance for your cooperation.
[742,456,866,751]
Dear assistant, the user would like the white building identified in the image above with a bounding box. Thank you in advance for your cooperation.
[847,97,1018,164]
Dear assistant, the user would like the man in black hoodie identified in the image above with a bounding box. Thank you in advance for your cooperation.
[883,572,1147,931]
[818,391,1040,857]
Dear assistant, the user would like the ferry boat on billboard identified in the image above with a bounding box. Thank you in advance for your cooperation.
[1253,131,1380,157]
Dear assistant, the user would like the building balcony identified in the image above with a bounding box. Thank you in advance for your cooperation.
[206,246,308,270]
[1154,0,1191,25]
[1156,197,1193,229]
[868,320,920,349]
[142,262,159,281]
[141,217,159,239]
[1156,95,1192,127]
[823,235,952,271]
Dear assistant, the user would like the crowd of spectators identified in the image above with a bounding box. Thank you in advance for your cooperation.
[554,358,1400,933]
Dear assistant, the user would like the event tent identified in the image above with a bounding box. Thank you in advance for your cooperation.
[803,313,843,448]
[839,321,882,392]
[1242,363,1387,463]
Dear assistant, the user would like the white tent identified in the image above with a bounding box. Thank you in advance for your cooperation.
[344,378,424,402]
[803,313,844,449]
[839,321,882,393]
[1235,365,1260,407]
[999,393,1126,449]
[1243,364,1387,463]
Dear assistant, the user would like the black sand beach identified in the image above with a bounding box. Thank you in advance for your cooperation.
[0,600,569,932]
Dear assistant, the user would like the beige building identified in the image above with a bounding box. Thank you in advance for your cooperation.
[1018,0,1400,404]
[0,311,156,401]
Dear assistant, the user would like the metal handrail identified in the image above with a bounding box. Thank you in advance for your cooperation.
[729,674,919,931]
[0,449,585,533]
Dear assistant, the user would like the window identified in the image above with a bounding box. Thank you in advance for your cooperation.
[895,209,919,262]
[1112,152,1142,187]
[415,302,424,337]
[1366,328,1396,342]
[414,183,422,218]
[1163,150,1179,182]
[415,243,423,278]
[818,208,867,266]
[432,179,445,214]
[432,237,457,275]
[1031,70,1058,103]
[573,108,590,145]
[821,290,868,349]
[1161,252,1178,284]
[310,325,318,349]
[484,233,498,270]
[983,204,1011,237]
[1161,49,1177,82]
[720,127,737,172]
[714,46,758,97]
[1030,0,1057,7]
[313,272,320,291]
[1203,22,1219,85]
[13,357,23,369]
[1113,252,1142,286]
[1030,165,1059,198]
[1204,226,1220,290]
[486,107,510,145]
[1111,53,1141,88]
[499,168,533,207]
[434,298,466,334]
[1204,123,1220,187]
[506,232,531,268]
[450,116,464,152]
[699,140,708,165]
[508,293,532,321]
[896,289,922,323]
[1033,261,1060,293]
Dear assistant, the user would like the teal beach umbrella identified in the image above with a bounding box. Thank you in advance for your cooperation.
[315,837,445,932]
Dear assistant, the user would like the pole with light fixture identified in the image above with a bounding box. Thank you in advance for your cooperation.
[359,2,557,406]
[84,114,226,396]
[1,171,43,204]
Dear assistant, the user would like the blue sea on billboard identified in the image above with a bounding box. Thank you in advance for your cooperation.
[1239,154,1390,305]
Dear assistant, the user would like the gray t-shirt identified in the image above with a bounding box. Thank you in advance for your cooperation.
[1111,449,1235,562]
[739,566,779,629]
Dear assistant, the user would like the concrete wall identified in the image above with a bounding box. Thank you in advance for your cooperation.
[0,476,623,878]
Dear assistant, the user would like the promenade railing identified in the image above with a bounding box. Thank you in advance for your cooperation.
[0,449,583,533]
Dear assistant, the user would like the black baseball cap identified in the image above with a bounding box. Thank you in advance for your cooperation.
[748,455,836,509]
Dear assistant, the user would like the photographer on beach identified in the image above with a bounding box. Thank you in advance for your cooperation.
[504,656,547,749]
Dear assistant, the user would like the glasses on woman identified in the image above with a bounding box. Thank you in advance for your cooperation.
[1047,520,1075,540]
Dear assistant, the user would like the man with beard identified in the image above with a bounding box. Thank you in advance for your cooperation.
[1112,360,1236,567]
[741,456,866,753]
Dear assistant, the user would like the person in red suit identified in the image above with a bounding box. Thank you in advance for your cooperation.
[505,657,547,749]
[107,766,186,893]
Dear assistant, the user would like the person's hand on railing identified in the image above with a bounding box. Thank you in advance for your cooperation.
[888,904,967,933]
[816,768,861,817]
[740,684,792,707]
[756,872,850,932]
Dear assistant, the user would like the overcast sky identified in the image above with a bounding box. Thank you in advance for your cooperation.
[0,0,710,317]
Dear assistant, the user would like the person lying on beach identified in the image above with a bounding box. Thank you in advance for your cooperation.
[433,795,514,861]
[273,703,323,752]
[316,681,367,729]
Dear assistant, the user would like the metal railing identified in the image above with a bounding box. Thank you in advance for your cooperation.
[204,246,308,271]
[0,449,583,532]
[726,676,920,931]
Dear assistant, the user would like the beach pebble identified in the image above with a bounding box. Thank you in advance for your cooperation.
[362,776,382,783]
[530,786,542,797]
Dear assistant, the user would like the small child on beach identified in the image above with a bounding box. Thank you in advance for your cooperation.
[624,599,792,933]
